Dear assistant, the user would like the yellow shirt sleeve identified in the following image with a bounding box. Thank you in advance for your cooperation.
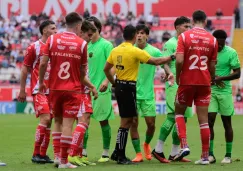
[107,53,114,64]
[135,48,151,63]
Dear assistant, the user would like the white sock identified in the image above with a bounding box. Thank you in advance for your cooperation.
[155,140,164,153]
[102,149,109,157]
[82,149,87,156]
[170,144,180,156]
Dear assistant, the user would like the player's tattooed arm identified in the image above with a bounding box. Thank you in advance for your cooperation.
[18,65,31,102]
[104,62,115,86]
[81,76,98,100]
[39,55,49,92]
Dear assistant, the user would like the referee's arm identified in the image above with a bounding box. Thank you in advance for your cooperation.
[146,55,174,65]
[104,61,115,86]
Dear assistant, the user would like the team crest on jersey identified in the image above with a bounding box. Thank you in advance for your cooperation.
[89,52,93,58]
[190,34,194,38]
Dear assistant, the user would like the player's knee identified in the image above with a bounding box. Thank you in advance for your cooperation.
[40,114,51,125]
[147,122,155,132]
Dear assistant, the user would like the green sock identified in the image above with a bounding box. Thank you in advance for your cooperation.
[209,140,214,155]
[83,128,89,149]
[225,142,233,157]
[101,124,111,150]
[132,138,141,153]
[145,134,153,144]
[172,125,180,145]
[159,116,175,141]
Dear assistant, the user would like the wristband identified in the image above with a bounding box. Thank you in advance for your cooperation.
[170,55,176,61]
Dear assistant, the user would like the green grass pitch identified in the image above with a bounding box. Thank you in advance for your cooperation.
[0,114,242,171]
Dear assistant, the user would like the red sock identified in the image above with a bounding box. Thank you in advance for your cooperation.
[60,136,72,164]
[52,132,61,159]
[200,123,210,159]
[69,123,88,157]
[33,124,46,156]
[40,128,51,156]
[175,115,188,148]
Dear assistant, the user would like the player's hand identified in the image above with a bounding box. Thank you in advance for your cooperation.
[99,81,109,92]
[215,76,225,88]
[39,83,47,93]
[18,90,26,103]
[167,73,175,86]
[91,87,98,100]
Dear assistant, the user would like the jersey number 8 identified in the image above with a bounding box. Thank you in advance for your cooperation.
[189,55,208,70]
[58,62,70,79]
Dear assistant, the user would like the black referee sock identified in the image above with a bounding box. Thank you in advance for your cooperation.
[115,127,129,158]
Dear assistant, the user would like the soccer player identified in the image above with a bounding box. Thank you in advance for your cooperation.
[82,16,115,162]
[152,16,192,163]
[130,24,165,162]
[39,12,95,169]
[174,10,218,165]
[104,24,175,164]
[18,20,57,164]
[72,20,98,166]
[208,30,241,164]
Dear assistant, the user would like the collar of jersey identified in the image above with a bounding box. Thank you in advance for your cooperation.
[193,27,206,31]
[63,31,77,36]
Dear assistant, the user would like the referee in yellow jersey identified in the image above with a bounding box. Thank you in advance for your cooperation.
[104,25,175,165]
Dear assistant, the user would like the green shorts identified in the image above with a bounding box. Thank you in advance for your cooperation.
[91,92,115,121]
[137,99,156,117]
[165,86,193,118]
[208,93,234,116]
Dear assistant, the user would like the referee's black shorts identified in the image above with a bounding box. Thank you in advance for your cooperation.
[115,80,137,118]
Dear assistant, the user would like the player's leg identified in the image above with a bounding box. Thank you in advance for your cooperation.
[153,114,174,163]
[130,116,143,162]
[144,116,155,160]
[32,94,51,164]
[81,129,88,157]
[92,93,114,162]
[174,85,194,161]
[219,94,234,164]
[221,115,233,164]
[98,120,111,162]
[208,93,219,163]
[194,86,211,165]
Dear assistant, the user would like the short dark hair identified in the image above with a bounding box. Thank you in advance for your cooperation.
[174,16,190,29]
[213,29,227,39]
[192,10,207,23]
[136,24,150,35]
[81,20,97,33]
[39,20,55,35]
[123,25,136,41]
[87,16,102,34]
[65,12,82,27]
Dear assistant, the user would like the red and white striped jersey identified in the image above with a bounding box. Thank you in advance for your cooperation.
[23,40,50,95]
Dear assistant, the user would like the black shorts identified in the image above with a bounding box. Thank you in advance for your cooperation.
[115,80,137,118]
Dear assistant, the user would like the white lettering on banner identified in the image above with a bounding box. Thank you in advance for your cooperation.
[85,0,104,17]
[106,0,128,16]
[24,102,35,114]
[59,0,80,13]
[138,0,159,17]
[0,0,19,18]
[43,0,62,18]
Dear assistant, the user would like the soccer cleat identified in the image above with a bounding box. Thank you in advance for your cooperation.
[132,153,143,162]
[58,162,78,169]
[195,158,210,165]
[111,150,118,161]
[98,155,109,163]
[54,157,61,167]
[143,143,152,160]
[117,157,136,165]
[208,155,216,164]
[221,157,232,164]
[31,154,46,164]
[0,161,6,166]
[68,156,86,166]
[81,156,96,165]
[173,148,190,161]
[168,155,191,162]
[151,149,170,163]
[41,155,54,163]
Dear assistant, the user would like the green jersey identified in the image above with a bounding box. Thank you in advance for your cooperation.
[211,46,240,94]
[162,37,178,89]
[136,43,162,99]
[88,37,113,94]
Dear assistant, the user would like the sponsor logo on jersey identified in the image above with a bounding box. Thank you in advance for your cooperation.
[57,39,78,46]
[69,46,77,50]
[191,40,199,44]
[57,45,66,50]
